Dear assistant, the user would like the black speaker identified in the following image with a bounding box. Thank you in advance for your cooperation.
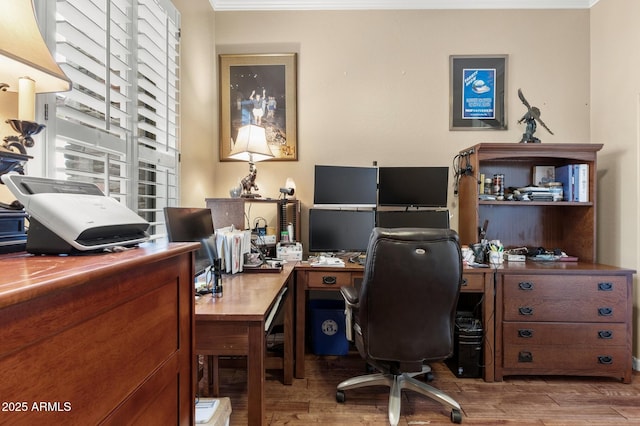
[446,314,483,378]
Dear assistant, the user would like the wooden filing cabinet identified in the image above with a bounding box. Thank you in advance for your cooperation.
[495,267,633,383]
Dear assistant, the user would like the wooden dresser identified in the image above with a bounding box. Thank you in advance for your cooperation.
[495,263,634,383]
[0,242,199,425]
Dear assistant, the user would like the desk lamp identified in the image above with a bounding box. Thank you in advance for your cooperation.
[0,0,71,175]
[228,124,274,198]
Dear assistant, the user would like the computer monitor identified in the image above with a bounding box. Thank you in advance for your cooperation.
[378,166,449,207]
[313,165,378,208]
[376,210,450,229]
[308,209,375,253]
[164,207,215,275]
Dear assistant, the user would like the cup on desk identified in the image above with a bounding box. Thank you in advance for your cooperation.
[489,250,504,266]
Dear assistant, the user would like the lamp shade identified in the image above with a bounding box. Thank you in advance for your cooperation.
[228,125,274,162]
[0,0,71,93]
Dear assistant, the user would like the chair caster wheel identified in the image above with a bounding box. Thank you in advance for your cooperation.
[336,390,346,403]
[451,408,462,423]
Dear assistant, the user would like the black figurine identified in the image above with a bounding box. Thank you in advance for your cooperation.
[517,88,554,143]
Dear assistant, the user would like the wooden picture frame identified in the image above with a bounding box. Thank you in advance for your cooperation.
[449,55,508,130]
[219,53,298,161]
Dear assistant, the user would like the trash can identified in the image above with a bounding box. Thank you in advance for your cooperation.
[309,299,349,355]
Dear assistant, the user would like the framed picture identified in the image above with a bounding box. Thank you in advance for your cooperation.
[449,55,508,130]
[219,53,297,161]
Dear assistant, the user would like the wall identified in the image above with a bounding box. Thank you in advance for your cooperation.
[590,0,640,366]
[175,5,591,240]
[172,0,217,207]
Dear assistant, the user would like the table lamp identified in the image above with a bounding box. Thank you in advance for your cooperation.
[228,124,274,198]
[0,0,72,175]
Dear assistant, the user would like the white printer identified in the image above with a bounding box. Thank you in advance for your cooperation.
[2,174,149,254]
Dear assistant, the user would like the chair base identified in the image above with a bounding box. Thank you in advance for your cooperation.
[336,365,462,425]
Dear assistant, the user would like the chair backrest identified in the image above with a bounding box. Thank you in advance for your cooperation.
[358,227,463,364]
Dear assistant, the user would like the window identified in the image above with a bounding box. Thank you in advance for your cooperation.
[34,0,180,239]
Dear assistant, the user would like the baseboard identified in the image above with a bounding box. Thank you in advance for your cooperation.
[633,356,640,371]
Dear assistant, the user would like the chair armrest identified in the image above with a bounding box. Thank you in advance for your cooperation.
[340,286,359,308]
[340,286,359,342]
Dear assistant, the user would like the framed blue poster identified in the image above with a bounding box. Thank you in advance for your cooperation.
[450,55,508,130]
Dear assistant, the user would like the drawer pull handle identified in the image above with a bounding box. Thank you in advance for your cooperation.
[322,276,337,285]
[598,307,613,316]
[462,278,468,287]
[598,330,613,339]
[518,351,533,363]
[598,355,613,365]
[598,282,613,291]
[518,329,534,338]
[518,307,534,316]
[518,281,534,290]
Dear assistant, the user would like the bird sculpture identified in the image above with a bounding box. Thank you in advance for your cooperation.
[517,88,554,143]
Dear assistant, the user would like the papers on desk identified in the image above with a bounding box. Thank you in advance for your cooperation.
[214,226,252,274]
[310,256,345,267]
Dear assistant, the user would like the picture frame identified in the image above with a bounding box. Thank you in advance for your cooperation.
[219,53,298,161]
[449,55,508,130]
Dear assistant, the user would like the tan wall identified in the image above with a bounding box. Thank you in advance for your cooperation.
[590,0,640,365]
[176,4,591,237]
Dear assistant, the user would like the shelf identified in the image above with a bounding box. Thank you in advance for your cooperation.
[478,201,594,206]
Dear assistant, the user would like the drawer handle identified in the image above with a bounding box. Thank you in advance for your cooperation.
[462,278,468,287]
[518,351,533,363]
[598,330,613,339]
[598,282,613,291]
[518,307,534,316]
[518,329,534,338]
[598,307,613,316]
[518,281,534,290]
[322,276,337,285]
[598,355,613,365]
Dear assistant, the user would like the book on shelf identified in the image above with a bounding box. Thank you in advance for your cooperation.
[573,164,589,202]
[554,164,574,201]
[554,163,589,202]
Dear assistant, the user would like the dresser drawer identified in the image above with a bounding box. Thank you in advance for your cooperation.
[503,322,628,346]
[502,344,629,373]
[462,273,484,291]
[503,274,627,300]
[502,275,628,322]
[307,271,355,289]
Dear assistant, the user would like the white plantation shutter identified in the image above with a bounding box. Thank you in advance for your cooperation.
[35,0,180,239]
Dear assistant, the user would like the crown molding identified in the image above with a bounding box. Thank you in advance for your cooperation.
[209,0,600,11]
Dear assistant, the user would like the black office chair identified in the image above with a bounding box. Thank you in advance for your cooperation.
[336,227,464,424]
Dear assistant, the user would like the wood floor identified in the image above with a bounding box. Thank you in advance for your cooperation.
[197,352,640,425]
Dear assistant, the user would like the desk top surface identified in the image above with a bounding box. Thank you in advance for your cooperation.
[195,263,294,320]
[0,241,200,309]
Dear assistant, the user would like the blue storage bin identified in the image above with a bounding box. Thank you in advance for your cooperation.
[309,299,349,355]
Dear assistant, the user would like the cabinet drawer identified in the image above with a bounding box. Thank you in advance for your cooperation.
[462,273,484,291]
[503,322,628,346]
[502,345,629,373]
[503,274,627,300]
[502,275,628,322]
[307,271,354,289]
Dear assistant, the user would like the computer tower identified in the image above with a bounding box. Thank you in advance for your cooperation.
[446,313,483,378]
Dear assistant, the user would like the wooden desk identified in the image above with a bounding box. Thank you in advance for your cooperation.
[294,262,495,381]
[0,242,198,425]
[195,264,294,426]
